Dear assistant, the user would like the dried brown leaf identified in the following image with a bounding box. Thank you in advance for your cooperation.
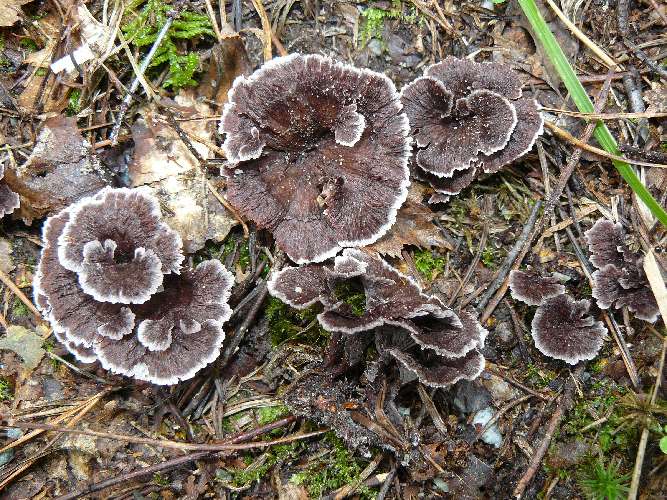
[0,0,32,27]
[368,184,451,257]
[4,115,109,223]
[129,92,236,252]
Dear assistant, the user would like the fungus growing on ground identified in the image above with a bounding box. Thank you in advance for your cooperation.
[34,187,234,385]
[531,294,607,365]
[0,165,19,218]
[510,268,607,364]
[219,54,411,264]
[268,249,486,387]
[401,56,544,202]
[509,269,566,306]
[585,218,660,322]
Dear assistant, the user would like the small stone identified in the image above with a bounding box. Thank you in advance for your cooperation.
[471,407,503,448]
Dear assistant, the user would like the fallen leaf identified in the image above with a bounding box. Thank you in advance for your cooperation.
[3,115,111,224]
[129,92,236,252]
[368,183,452,257]
[0,0,32,27]
[199,35,252,104]
[0,325,45,371]
[643,250,667,322]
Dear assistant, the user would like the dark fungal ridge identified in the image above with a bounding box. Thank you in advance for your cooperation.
[508,269,566,306]
[34,188,235,385]
[509,268,607,364]
[0,164,20,218]
[585,219,660,322]
[267,249,487,387]
[531,294,607,365]
[401,56,543,202]
[219,53,411,264]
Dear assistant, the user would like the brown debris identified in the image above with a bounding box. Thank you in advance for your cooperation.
[3,115,110,224]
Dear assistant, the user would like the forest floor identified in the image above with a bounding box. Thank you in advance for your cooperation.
[0,0,666,498]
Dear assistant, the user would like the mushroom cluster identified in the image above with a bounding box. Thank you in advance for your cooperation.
[0,164,20,218]
[268,249,487,387]
[401,56,544,203]
[585,218,660,322]
[34,187,235,385]
[219,53,411,264]
[509,270,606,365]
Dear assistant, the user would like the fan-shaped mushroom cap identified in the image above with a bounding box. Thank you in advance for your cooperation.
[57,187,184,304]
[0,165,20,218]
[585,218,659,322]
[219,54,411,264]
[34,188,235,385]
[509,269,566,306]
[268,249,487,386]
[411,160,477,204]
[269,248,428,334]
[531,294,606,365]
[401,56,543,182]
[390,347,485,388]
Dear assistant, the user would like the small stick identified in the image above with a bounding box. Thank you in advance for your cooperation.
[0,267,41,322]
[476,201,542,315]
[544,121,667,168]
[513,365,584,498]
[110,7,181,145]
[474,395,533,442]
[2,421,326,453]
[448,196,492,306]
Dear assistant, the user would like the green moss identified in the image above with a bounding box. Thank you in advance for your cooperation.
[265,297,329,347]
[11,299,31,319]
[525,363,557,389]
[0,377,13,402]
[67,89,81,116]
[152,473,170,486]
[577,459,630,500]
[414,249,445,281]
[19,38,39,52]
[228,442,301,487]
[333,280,366,317]
[122,0,214,90]
[290,433,375,499]
[257,405,290,426]
[360,1,419,48]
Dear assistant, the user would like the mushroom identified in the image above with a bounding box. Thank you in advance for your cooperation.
[531,294,606,365]
[219,54,411,264]
[585,218,660,322]
[0,164,20,218]
[401,57,543,202]
[509,269,566,306]
[268,248,487,387]
[57,187,184,304]
[34,187,235,385]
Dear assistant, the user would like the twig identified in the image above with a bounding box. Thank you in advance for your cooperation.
[0,267,42,322]
[513,365,584,498]
[43,350,112,385]
[476,201,541,315]
[475,395,533,442]
[2,421,326,453]
[544,121,667,168]
[110,7,181,145]
[448,196,492,306]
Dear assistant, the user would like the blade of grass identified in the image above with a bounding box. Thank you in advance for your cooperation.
[518,0,667,228]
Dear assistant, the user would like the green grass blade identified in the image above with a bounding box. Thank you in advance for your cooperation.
[518,0,667,227]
